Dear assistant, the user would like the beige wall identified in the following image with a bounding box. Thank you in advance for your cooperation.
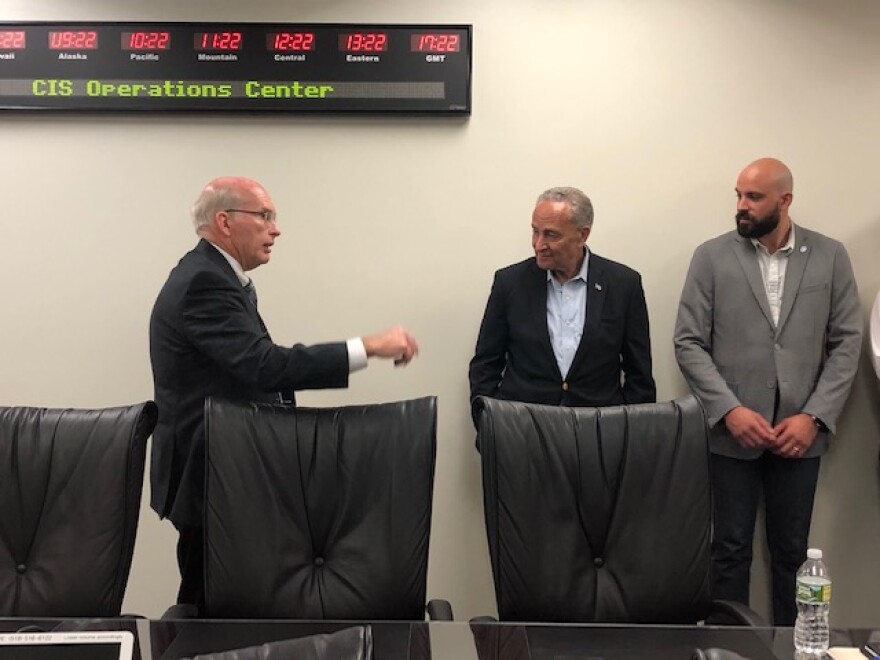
[2,0,879,626]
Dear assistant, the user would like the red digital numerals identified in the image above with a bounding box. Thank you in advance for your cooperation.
[122,32,170,51]
[411,34,460,53]
[268,32,315,52]
[48,31,98,50]
[0,31,25,49]
[340,33,387,52]
[194,32,242,51]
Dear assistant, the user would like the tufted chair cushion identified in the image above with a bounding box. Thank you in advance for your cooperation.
[477,395,712,623]
[203,396,437,619]
[0,402,157,616]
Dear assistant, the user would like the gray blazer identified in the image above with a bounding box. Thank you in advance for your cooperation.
[674,224,862,459]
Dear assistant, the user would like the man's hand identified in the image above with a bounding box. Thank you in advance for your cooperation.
[363,325,419,366]
[771,413,818,459]
[724,406,776,449]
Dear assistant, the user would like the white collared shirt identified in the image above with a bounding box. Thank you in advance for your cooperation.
[210,241,249,286]
[205,241,366,371]
[546,249,590,379]
[751,225,796,327]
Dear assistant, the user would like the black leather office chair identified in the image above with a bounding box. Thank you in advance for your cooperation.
[201,396,451,620]
[476,395,762,625]
[181,625,373,660]
[0,401,158,617]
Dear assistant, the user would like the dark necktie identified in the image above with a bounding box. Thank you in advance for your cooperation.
[243,280,258,309]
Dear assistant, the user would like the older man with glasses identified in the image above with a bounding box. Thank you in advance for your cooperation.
[149,176,419,611]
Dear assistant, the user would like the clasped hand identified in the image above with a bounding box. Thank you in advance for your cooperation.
[724,407,817,458]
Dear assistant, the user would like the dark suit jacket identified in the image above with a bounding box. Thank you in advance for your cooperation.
[468,253,656,426]
[149,239,350,527]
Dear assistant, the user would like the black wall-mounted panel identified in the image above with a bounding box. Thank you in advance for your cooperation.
[0,22,471,113]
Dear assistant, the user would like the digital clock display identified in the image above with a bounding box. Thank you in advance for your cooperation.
[194,32,243,51]
[121,31,171,51]
[48,30,98,50]
[267,32,315,52]
[339,32,387,52]
[410,33,460,53]
[0,30,25,49]
[0,21,471,114]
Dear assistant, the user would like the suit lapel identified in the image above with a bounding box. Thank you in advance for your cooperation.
[527,261,560,378]
[570,254,605,368]
[731,235,775,329]
[775,224,809,335]
[197,240,271,337]
[584,256,605,333]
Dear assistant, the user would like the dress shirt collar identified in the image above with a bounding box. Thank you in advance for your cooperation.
[206,240,251,286]
[546,247,591,285]
[750,224,796,256]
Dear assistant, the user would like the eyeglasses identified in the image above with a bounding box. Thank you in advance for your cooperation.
[225,208,278,224]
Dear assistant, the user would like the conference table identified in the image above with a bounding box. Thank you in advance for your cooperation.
[1,617,875,659]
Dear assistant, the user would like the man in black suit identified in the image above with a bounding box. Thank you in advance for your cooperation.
[149,176,418,608]
[469,186,655,427]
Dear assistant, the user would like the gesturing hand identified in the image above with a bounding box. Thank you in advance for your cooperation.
[363,325,420,366]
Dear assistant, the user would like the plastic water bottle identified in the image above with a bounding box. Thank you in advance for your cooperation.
[793,548,831,655]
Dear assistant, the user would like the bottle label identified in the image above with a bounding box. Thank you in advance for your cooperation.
[796,580,831,604]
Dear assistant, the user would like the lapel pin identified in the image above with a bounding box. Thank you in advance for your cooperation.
[595,283,602,291]
[800,246,807,253]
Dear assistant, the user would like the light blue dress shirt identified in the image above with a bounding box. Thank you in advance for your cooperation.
[546,249,589,379]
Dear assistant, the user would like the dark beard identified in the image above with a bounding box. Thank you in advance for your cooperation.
[736,206,780,239]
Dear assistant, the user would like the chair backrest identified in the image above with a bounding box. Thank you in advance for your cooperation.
[477,395,711,623]
[0,401,158,616]
[203,396,437,619]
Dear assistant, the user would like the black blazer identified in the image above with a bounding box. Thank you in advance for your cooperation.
[149,240,350,527]
[468,254,655,426]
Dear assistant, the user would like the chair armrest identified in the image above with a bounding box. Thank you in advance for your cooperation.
[707,599,769,627]
[426,599,454,621]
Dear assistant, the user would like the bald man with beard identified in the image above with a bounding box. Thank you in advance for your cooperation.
[674,158,861,624]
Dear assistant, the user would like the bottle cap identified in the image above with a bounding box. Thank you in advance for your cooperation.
[807,548,822,559]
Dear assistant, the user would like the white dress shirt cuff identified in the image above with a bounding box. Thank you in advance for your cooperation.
[870,292,880,381]
[347,338,368,373]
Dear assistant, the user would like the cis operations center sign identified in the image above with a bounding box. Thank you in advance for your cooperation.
[0,22,472,113]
